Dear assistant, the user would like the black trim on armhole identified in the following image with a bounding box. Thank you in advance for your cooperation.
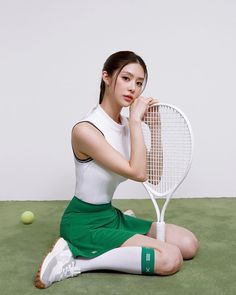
[72,121,105,163]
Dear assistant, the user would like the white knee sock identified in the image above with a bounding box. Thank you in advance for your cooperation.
[75,247,142,274]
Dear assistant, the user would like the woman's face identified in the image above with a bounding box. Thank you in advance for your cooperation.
[110,63,145,107]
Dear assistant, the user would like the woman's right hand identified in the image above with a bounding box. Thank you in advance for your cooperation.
[129,96,153,122]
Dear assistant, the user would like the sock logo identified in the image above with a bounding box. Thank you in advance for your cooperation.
[142,248,155,275]
[146,253,151,271]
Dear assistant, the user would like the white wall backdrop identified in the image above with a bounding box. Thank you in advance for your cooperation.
[0,0,235,200]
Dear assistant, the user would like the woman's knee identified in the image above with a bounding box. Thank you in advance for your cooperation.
[155,245,183,275]
[181,234,199,259]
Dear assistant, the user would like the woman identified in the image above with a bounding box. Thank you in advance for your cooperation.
[35,51,199,289]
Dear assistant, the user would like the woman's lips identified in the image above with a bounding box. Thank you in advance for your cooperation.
[123,95,133,102]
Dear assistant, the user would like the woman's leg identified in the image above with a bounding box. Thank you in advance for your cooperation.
[76,246,146,275]
[77,234,182,276]
[121,234,183,275]
[146,223,199,259]
[35,237,180,289]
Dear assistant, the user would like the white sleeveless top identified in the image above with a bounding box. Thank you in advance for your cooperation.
[73,105,131,204]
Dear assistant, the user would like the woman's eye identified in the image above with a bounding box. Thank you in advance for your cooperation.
[122,76,142,87]
[137,82,143,87]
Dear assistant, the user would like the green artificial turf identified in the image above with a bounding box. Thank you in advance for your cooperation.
[0,198,236,295]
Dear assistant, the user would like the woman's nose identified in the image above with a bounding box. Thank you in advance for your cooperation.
[128,81,136,92]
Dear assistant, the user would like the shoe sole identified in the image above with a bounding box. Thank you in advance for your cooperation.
[34,238,68,289]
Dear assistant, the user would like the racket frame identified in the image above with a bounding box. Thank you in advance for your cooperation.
[143,103,194,241]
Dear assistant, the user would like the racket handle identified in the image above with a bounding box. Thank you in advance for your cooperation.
[156,222,165,242]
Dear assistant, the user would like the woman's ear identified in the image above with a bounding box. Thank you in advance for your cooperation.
[102,71,110,86]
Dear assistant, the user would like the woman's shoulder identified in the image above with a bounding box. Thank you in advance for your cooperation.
[72,121,104,139]
[72,105,101,131]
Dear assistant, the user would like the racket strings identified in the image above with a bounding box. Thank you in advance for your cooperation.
[143,105,192,194]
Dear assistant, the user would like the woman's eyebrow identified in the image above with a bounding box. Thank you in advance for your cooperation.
[121,71,144,80]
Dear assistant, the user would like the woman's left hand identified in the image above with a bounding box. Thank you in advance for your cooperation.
[143,97,159,119]
[148,97,159,107]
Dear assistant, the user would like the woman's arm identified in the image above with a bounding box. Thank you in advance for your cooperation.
[72,97,152,182]
[128,118,147,181]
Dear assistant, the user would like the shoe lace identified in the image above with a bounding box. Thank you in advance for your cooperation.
[59,255,80,280]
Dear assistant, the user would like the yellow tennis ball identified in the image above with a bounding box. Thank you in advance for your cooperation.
[21,211,35,224]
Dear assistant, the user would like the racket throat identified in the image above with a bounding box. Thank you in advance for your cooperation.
[156,221,165,242]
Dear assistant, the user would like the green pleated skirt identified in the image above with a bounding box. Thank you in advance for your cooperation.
[60,196,153,258]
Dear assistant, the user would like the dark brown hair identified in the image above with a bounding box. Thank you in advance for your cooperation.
[99,51,148,104]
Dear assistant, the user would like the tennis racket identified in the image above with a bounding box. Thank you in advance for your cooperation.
[142,103,194,241]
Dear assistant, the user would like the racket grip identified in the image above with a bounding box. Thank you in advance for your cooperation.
[156,222,165,242]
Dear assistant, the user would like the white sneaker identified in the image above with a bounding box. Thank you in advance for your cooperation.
[123,209,136,217]
[35,237,81,288]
